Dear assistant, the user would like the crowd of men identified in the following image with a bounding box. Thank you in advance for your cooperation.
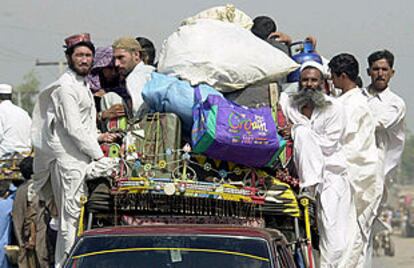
[0,14,406,268]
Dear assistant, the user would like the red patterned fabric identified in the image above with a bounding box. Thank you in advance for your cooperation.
[64,33,91,48]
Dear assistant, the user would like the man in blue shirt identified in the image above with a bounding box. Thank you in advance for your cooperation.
[0,180,16,268]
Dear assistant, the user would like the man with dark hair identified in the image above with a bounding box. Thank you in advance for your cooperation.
[0,84,32,158]
[329,53,359,82]
[113,37,155,119]
[280,61,353,267]
[251,16,291,54]
[366,50,405,186]
[136,37,156,67]
[251,16,277,40]
[329,53,380,267]
[31,33,118,267]
[368,49,394,69]
[365,49,405,265]
[12,156,52,268]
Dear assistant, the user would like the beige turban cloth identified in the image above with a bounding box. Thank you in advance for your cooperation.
[112,37,142,52]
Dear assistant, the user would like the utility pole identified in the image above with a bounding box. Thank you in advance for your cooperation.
[17,90,21,107]
[35,59,67,74]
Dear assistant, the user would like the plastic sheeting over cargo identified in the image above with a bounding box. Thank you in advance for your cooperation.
[158,19,299,92]
[142,72,222,132]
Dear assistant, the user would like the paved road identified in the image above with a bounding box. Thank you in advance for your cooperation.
[372,234,414,268]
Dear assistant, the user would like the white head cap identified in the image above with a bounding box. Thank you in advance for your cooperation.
[300,60,330,79]
[300,61,324,74]
[0,84,12,94]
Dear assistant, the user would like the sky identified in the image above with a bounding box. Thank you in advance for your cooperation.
[1,0,413,130]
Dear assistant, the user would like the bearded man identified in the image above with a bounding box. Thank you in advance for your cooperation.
[31,33,118,267]
[280,61,354,267]
[112,36,155,119]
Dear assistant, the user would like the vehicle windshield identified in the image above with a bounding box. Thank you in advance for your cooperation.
[65,234,272,268]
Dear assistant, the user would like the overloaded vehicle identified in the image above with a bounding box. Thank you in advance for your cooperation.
[59,5,322,268]
[63,78,319,268]
[0,5,329,268]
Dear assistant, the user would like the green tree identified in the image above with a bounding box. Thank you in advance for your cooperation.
[399,132,414,185]
[12,70,40,115]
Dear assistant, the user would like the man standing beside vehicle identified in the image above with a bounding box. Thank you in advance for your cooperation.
[31,33,118,267]
[328,53,380,267]
[279,61,353,267]
[366,50,405,188]
[0,84,31,158]
[365,49,406,265]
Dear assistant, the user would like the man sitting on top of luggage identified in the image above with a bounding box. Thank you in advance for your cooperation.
[112,37,155,120]
[279,61,354,267]
[251,15,291,54]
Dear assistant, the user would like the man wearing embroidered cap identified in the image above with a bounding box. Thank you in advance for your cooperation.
[31,33,118,267]
[113,36,155,119]
[279,61,353,267]
[0,84,32,158]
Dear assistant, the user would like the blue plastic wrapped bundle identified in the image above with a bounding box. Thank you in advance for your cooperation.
[142,72,222,132]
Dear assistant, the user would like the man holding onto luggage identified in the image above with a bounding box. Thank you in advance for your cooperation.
[112,37,155,120]
[279,61,353,267]
[31,33,118,267]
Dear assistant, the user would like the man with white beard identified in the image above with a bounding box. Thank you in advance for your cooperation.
[280,61,353,267]
[328,53,380,268]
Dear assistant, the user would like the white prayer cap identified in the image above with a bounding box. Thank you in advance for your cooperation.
[300,61,325,74]
[0,84,12,94]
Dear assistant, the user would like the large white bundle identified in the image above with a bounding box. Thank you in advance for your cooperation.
[181,4,253,29]
[158,19,299,92]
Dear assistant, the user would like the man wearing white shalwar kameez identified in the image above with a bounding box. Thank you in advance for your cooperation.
[31,34,118,267]
[0,84,32,158]
[112,37,155,120]
[98,37,155,124]
[280,61,353,268]
[365,50,406,267]
[366,50,406,188]
[328,54,381,268]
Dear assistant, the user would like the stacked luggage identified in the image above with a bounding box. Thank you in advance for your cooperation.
[84,7,318,268]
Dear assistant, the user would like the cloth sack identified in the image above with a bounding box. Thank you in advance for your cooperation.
[158,19,299,92]
[181,4,253,29]
[192,86,286,167]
